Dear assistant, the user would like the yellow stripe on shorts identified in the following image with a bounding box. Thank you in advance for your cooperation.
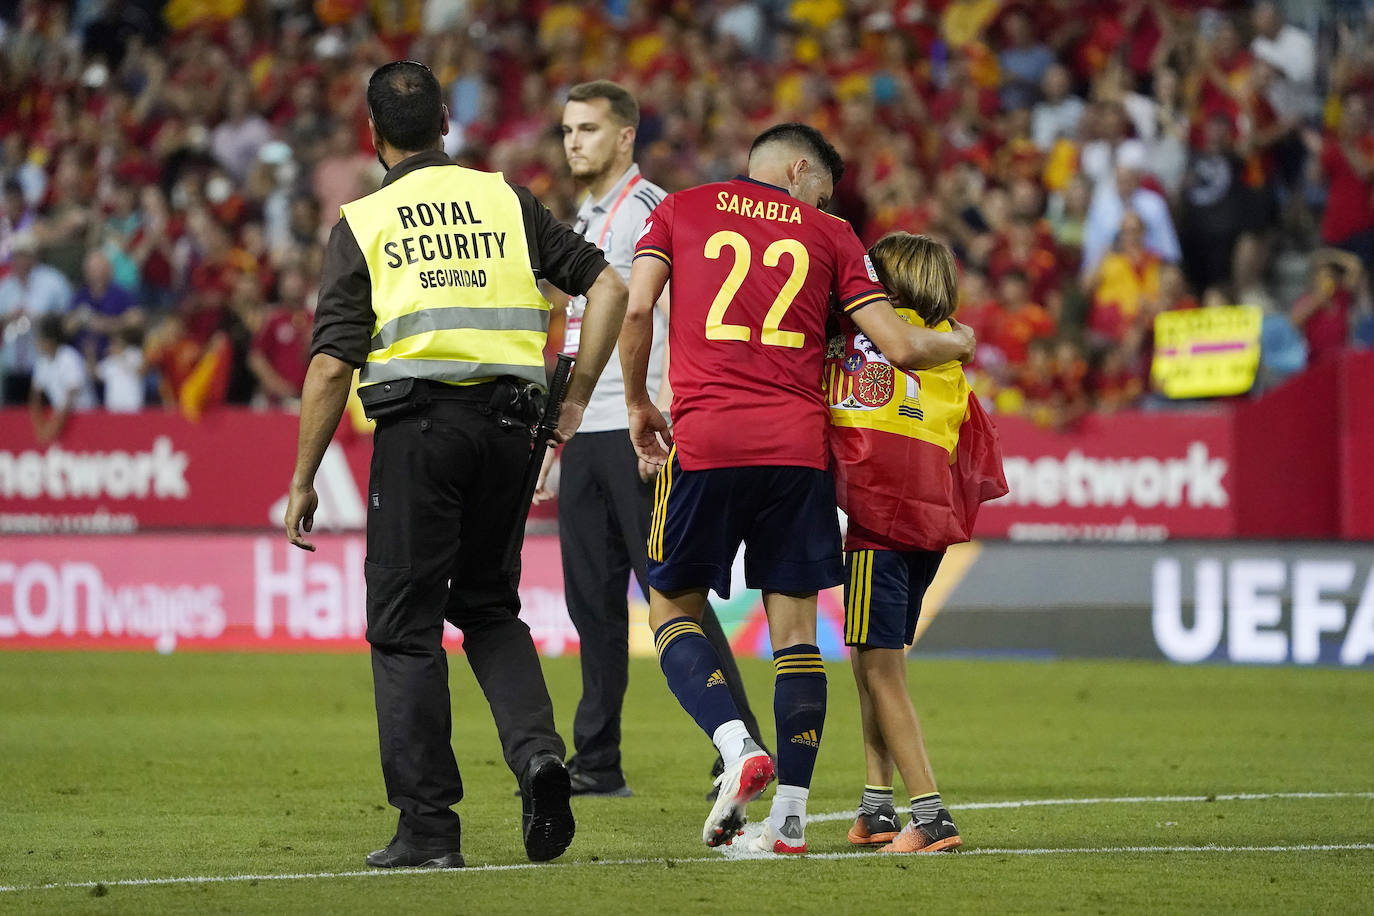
[844,551,857,643]
[846,550,873,644]
[859,549,874,644]
[648,445,675,562]
[649,463,663,561]
[845,554,855,643]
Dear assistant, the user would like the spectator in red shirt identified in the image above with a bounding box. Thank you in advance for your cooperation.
[1314,93,1374,283]
[1053,335,1090,413]
[859,163,928,247]
[1017,337,1060,424]
[989,269,1057,368]
[1189,16,1254,147]
[988,216,1064,312]
[128,186,179,309]
[1291,249,1363,365]
[247,264,312,404]
[1016,335,1090,429]
[183,215,239,344]
[1091,343,1144,412]
[956,267,1002,344]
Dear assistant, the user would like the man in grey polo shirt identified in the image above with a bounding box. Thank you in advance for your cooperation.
[537,80,766,797]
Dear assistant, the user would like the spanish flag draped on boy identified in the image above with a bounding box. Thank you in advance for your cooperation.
[825,311,1007,552]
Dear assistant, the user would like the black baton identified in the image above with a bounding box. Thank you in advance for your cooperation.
[503,353,575,573]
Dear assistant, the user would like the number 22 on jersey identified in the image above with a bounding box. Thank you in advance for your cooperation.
[703,230,809,349]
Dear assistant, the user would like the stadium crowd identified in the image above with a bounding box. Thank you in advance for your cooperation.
[1,0,1372,436]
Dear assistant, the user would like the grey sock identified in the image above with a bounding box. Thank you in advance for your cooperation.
[911,792,943,825]
[859,785,894,816]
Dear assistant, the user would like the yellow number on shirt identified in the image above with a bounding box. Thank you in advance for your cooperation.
[702,232,811,348]
[760,239,808,349]
[704,231,752,342]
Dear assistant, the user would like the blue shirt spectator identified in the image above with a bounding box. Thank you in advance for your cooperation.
[998,10,1055,110]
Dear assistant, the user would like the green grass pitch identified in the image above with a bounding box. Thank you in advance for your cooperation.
[1,652,1371,913]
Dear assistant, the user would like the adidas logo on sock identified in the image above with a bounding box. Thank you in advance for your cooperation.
[790,729,820,748]
[705,669,726,688]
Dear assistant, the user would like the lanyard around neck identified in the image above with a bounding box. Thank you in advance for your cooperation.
[594,174,641,249]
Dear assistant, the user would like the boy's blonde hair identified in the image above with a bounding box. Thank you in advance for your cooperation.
[867,232,958,327]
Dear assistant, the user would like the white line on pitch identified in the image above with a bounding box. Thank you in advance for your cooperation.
[3,843,1372,894]
[2,791,1371,895]
[807,791,1374,823]
[778,843,1374,860]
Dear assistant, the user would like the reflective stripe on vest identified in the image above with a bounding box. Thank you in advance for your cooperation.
[341,165,549,390]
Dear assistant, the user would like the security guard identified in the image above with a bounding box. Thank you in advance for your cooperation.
[283,60,628,870]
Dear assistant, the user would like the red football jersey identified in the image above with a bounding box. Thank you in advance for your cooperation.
[634,177,888,470]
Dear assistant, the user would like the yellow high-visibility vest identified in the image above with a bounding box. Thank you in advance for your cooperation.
[342,164,549,389]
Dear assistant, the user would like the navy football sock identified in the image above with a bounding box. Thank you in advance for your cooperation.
[655,617,740,740]
[772,644,827,789]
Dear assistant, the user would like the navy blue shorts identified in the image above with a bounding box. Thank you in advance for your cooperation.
[843,549,945,649]
[646,449,843,598]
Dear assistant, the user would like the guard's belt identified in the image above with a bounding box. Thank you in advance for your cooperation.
[358,377,541,424]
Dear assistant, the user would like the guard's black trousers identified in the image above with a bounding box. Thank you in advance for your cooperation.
[558,429,766,774]
[365,395,563,851]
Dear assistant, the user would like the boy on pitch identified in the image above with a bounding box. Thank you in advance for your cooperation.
[826,233,1007,853]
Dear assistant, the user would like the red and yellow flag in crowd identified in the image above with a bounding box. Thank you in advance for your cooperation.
[178,333,233,423]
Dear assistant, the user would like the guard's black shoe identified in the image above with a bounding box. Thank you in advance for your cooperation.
[521,753,575,862]
[568,764,635,798]
[365,839,465,869]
